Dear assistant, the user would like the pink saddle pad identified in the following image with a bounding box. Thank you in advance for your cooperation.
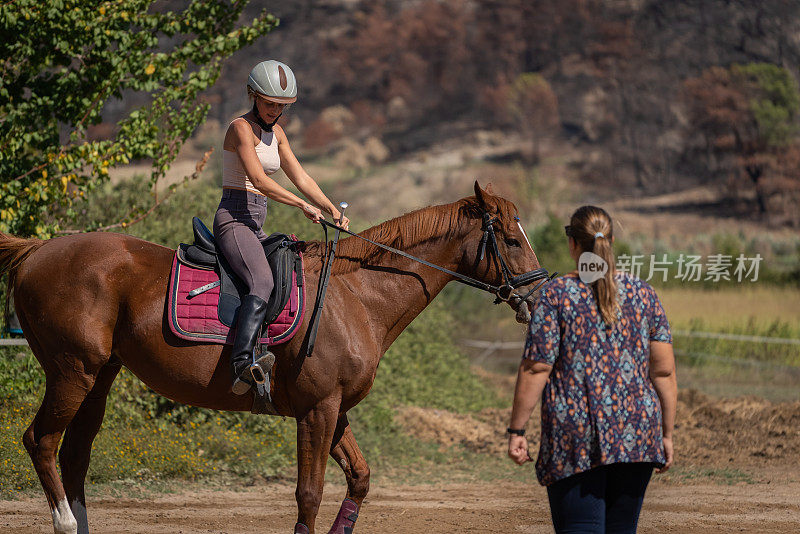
[166,252,305,345]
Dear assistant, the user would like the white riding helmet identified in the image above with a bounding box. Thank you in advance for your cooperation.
[247,60,297,104]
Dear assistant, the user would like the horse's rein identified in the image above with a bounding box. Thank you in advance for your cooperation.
[317,211,555,303]
[305,209,554,357]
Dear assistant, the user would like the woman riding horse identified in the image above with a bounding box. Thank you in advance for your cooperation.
[217,59,350,394]
[3,176,543,532]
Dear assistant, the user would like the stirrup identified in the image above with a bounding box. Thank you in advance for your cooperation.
[249,351,275,385]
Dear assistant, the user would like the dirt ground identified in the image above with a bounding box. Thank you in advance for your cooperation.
[2,479,800,533]
[7,381,799,533]
[396,387,800,472]
[3,389,799,533]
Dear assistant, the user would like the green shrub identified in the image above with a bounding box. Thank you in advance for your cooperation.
[366,301,500,413]
[0,353,297,495]
[531,213,573,276]
[0,348,43,403]
[72,174,321,247]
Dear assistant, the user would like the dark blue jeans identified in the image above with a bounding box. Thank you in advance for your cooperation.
[546,462,654,534]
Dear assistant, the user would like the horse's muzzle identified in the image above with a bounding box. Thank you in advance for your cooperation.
[510,295,532,324]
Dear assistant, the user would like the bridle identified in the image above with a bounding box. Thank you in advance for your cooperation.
[306,209,555,356]
[318,209,555,304]
[475,211,555,304]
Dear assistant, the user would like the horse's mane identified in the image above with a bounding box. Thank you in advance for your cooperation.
[303,198,481,274]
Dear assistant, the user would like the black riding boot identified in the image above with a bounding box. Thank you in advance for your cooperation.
[230,295,275,395]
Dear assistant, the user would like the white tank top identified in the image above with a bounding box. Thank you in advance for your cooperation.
[222,122,280,195]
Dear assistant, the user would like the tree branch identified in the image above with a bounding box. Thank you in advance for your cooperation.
[58,147,213,235]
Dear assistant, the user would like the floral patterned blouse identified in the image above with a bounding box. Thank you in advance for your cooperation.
[523,272,672,486]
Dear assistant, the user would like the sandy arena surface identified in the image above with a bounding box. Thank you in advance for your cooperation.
[4,389,800,533]
[2,479,800,533]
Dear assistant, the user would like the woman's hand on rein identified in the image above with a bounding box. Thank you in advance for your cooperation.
[301,203,325,223]
[508,435,532,465]
[333,212,350,231]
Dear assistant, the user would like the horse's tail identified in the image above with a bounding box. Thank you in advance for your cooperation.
[0,231,45,326]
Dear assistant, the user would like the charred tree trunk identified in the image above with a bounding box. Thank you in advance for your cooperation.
[745,164,767,214]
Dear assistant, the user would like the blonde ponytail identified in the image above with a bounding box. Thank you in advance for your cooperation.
[568,206,618,324]
[591,232,618,324]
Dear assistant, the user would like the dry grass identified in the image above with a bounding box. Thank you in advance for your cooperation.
[658,286,800,331]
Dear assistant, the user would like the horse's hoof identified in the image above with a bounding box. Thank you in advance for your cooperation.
[294,523,310,534]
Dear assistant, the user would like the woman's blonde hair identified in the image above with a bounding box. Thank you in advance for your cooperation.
[247,86,263,102]
[568,205,618,324]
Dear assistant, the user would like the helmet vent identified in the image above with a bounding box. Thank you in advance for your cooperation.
[278,65,288,90]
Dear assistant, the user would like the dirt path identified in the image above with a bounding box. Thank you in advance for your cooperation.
[3,479,800,533]
[4,389,799,532]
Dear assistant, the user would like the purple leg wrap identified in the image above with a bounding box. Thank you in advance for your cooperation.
[294,523,310,534]
[328,498,359,534]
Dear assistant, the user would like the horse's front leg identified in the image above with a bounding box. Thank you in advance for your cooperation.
[327,414,369,534]
[294,397,341,534]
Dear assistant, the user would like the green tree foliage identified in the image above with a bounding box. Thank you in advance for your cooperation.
[732,63,800,147]
[684,63,800,155]
[684,62,800,218]
[0,0,278,237]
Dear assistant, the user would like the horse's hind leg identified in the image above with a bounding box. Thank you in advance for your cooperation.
[327,415,370,534]
[23,355,99,534]
[58,358,122,534]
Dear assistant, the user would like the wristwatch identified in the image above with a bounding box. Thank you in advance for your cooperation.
[506,427,525,436]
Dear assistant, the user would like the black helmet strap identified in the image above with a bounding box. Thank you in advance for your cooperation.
[251,102,281,133]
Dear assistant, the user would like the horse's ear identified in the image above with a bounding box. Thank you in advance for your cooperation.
[474,180,496,210]
[474,180,488,208]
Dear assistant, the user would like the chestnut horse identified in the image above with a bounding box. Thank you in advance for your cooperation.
[0,183,541,534]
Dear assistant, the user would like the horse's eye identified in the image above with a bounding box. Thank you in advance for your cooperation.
[505,238,521,248]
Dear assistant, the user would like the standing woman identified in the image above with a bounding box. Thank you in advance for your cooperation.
[216,60,350,394]
[507,206,677,534]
